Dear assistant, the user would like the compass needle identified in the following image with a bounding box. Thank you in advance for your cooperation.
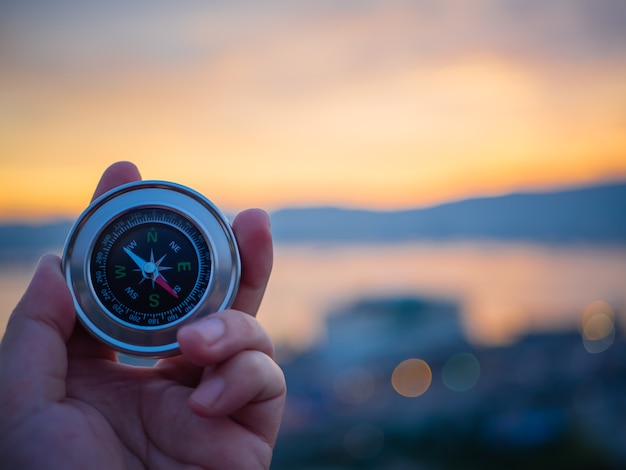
[123,247,148,272]
[155,275,179,299]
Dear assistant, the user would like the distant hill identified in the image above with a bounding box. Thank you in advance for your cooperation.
[0,181,625,263]
[270,181,626,243]
[0,220,72,263]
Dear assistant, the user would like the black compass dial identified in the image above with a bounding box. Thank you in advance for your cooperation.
[91,208,211,328]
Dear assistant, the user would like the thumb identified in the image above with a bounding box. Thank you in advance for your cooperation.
[0,255,75,406]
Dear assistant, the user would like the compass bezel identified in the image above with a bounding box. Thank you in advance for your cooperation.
[62,181,241,357]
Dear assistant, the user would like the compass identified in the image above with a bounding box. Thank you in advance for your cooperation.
[62,181,240,357]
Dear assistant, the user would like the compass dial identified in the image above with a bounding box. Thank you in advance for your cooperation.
[63,181,240,357]
[91,208,211,328]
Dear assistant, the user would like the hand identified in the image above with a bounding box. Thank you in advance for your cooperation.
[0,162,286,469]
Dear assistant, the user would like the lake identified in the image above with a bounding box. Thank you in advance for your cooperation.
[2,241,625,351]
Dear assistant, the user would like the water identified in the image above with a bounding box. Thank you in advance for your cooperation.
[4,242,624,350]
[262,242,626,349]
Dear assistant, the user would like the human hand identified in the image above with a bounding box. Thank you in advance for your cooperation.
[0,162,286,469]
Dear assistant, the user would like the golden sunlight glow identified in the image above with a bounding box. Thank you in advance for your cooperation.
[1,2,625,219]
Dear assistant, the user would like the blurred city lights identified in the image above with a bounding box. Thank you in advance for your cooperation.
[442,352,481,392]
[391,358,432,398]
[333,367,376,406]
[581,300,616,354]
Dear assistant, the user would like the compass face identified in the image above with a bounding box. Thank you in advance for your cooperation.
[91,208,211,328]
[63,181,240,357]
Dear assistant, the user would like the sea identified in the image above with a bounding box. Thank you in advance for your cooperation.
[2,241,625,351]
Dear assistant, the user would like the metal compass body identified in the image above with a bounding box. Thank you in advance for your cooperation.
[63,181,240,357]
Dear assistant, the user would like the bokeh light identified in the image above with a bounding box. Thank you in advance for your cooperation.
[581,300,615,354]
[442,352,481,392]
[333,366,376,406]
[391,358,432,398]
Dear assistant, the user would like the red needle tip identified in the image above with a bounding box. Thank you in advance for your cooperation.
[155,275,179,298]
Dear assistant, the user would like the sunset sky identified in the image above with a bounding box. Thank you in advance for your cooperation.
[1,0,625,220]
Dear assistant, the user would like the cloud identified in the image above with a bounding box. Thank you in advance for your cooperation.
[2,0,625,76]
[478,0,626,60]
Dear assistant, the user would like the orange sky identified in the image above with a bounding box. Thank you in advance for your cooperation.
[1,1,625,220]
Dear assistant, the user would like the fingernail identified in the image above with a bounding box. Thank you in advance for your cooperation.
[196,317,225,345]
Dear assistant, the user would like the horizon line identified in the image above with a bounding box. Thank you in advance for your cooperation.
[1,176,625,225]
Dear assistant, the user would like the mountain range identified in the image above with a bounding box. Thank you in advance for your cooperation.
[270,181,626,243]
[1,180,625,263]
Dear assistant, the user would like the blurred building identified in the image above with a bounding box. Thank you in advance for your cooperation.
[321,297,465,373]
[274,295,626,469]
